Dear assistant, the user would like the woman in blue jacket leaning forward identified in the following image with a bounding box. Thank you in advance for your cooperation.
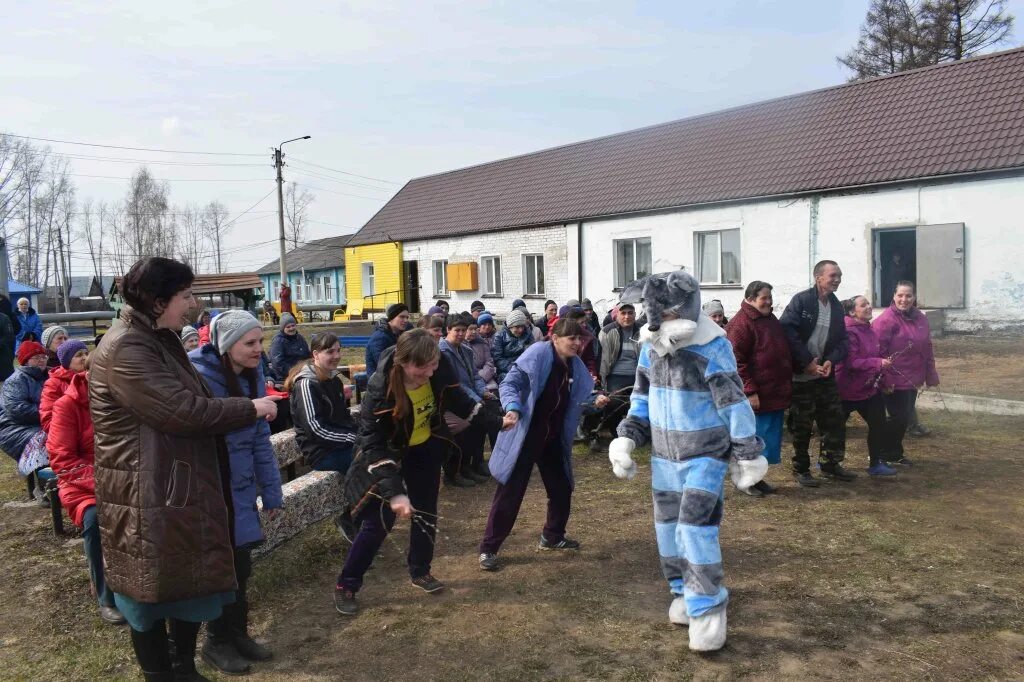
[478,317,609,572]
[190,310,283,676]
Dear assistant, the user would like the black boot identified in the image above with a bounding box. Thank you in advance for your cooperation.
[168,620,214,681]
[201,630,251,676]
[231,601,272,662]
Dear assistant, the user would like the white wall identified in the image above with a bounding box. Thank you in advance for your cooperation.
[403,225,572,319]
[579,199,811,319]
[578,173,1024,331]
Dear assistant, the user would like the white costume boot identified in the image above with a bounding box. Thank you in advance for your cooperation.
[668,596,689,626]
[688,608,727,651]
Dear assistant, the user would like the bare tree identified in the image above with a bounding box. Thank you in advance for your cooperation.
[283,182,314,249]
[202,200,230,272]
[115,167,174,272]
[178,203,207,273]
[78,199,106,281]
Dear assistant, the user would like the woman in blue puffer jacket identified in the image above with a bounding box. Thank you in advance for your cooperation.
[190,310,282,675]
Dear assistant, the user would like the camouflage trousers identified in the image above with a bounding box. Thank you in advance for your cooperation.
[787,377,846,473]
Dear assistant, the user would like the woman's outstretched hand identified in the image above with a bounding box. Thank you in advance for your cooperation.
[252,396,281,421]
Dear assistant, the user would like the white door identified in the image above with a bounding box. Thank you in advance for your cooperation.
[915,223,965,308]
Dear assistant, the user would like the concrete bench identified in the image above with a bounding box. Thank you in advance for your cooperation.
[254,428,347,558]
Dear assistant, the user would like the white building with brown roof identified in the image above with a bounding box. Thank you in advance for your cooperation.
[348,48,1024,331]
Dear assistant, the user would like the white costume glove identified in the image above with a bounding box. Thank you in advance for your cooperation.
[729,455,769,491]
[608,437,637,480]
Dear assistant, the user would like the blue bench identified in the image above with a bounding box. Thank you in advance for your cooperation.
[339,336,371,348]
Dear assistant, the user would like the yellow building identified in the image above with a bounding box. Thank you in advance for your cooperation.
[343,241,405,317]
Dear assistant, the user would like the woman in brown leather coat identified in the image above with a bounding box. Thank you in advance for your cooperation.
[89,257,279,682]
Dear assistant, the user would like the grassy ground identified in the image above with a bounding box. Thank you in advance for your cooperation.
[931,335,1024,401]
[1,409,1022,680]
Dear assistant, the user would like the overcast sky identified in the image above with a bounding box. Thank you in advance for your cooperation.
[3,0,1021,274]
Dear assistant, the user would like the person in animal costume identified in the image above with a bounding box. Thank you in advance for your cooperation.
[608,270,767,652]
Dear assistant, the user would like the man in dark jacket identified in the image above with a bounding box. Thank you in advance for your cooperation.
[779,260,854,487]
[365,303,410,377]
[269,313,311,382]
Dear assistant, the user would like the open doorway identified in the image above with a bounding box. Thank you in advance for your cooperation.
[873,229,917,307]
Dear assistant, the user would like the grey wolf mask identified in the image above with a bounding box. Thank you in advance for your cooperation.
[619,270,701,331]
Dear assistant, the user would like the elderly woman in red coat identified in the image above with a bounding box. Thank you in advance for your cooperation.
[48,369,125,625]
[725,281,792,496]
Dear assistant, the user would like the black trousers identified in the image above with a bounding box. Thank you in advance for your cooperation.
[130,619,202,675]
[339,438,445,591]
[842,393,890,467]
[883,389,917,459]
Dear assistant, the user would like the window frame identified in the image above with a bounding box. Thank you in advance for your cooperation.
[522,253,545,296]
[361,262,375,298]
[481,255,502,296]
[612,237,652,289]
[694,228,742,286]
[323,275,334,302]
[432,259,449,297]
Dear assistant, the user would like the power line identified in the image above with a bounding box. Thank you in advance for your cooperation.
[68,173,273,182]
[287,156,401,185]
[292,181,391,201]
[2,132,265,157]
[58,152,267,167]
[287,163,394,191]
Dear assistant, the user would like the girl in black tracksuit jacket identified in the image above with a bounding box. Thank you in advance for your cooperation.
[285,333,358,472]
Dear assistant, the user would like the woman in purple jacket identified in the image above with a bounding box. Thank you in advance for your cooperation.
[872,281,939,466]
[836,296,897,477]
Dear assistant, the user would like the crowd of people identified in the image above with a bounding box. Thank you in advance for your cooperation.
[0,252,943,677]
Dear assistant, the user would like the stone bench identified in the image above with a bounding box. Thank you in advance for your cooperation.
[253,428,345,558]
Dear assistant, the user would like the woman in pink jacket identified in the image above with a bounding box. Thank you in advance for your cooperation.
[872,281,940,466]
[836,296,896,477]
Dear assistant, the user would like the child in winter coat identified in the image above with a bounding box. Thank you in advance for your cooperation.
[47,368,125,625]
[336,329,507,615]
[39,340,89,433]
[190,311,284,675]
[491,309,533,382]
[609,270,767,652]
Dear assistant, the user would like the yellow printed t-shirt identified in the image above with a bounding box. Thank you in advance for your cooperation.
[407,382,435,446]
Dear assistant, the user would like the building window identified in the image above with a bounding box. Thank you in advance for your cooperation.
[482,256,502,295]
[695,229,741,285]
[293,277,304,302]
[323,275,333,302]
[315,276,324,302]
[522,254,544,296]
[433,259,448,296]
[361,262,375,297]
[613,237,652,289]
[270,279,279,302]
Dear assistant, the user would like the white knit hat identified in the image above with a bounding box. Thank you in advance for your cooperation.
[210,310,262,355]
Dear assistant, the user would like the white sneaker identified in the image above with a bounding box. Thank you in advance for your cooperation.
[688,609,727,651]
[668,596,689,625]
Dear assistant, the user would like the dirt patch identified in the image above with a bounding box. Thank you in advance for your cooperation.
[1,411,1023,680]
[932,335,1024,401]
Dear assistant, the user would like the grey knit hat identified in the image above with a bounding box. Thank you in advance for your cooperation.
[505,309,529,329]
[41,325,68,350]
[702,299,725,316]
[210,310,262,355]
[180,326,200,343]
[280,312,297,328]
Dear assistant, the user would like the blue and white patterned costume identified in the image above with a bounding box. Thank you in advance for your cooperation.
[609,270,766,652]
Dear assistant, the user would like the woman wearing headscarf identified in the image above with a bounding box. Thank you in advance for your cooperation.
[88,257,279,681]
[14,297,42,352]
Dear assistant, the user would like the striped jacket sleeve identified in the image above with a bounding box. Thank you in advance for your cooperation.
[703,339,763,461]
[293,378,358,445]
[616,343,652,447]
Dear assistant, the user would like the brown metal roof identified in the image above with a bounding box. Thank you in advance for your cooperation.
[256,235,348,275]
[348,47,1024,246]
[111,273,264,296]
